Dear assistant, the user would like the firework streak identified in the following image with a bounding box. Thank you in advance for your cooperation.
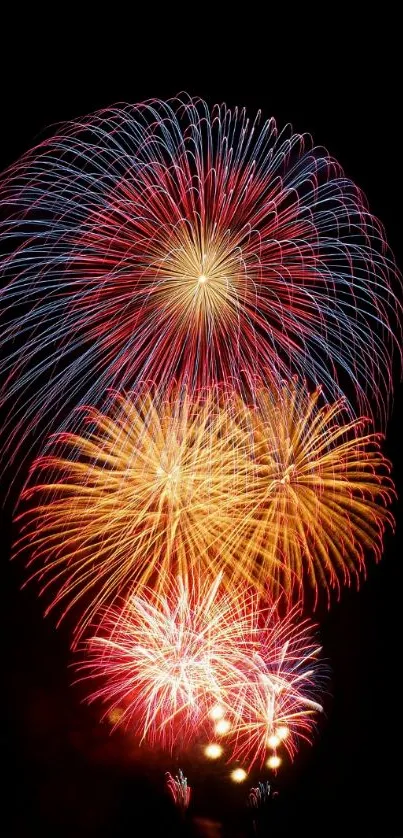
[165,769,191,810]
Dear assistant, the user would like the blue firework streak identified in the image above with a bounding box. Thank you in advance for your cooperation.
[0,94,400,475]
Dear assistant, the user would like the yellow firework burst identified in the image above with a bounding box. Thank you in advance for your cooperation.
[151,222,247,333]
[15,387,252,642]
[241,383,395,602]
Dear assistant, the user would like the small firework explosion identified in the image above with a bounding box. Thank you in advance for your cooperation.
[248,781,275,809]
[165,768,191,811]
[14,386,252,642]
[221,600,326,770]
[79,574,257,749]
[238,382,394,603]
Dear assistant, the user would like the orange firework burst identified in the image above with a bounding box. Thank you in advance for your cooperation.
[15,381,394,641]
[14,386,253,642]
[241,382,395,603]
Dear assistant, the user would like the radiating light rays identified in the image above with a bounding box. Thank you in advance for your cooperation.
[239,382,395,603]
[79,574,260,750]
[14,386,255,644]
[1,95,401,475]
[212,600,326,771]
[150,221,245,334]
[79,576,326,769]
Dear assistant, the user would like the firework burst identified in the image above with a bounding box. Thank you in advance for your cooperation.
[248,781,275,809]
[0,95,400,472]
[239,381,395,603]
[15,381,394,639]
[79,575,326,767]
[14,385,254,641]
[79,574,258,749]
[218,601,326,770]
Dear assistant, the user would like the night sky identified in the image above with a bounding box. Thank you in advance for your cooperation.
[2,32,402,837]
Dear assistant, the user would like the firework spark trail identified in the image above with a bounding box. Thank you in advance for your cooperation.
[1,95,400,475]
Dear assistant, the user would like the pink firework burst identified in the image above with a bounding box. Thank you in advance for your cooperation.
[79,573,257,750]
[223,603,326,770]
[79,574,326,766]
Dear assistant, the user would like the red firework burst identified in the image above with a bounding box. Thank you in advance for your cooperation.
[0,96,400,469]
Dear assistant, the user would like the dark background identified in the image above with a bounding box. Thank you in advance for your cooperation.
[2,29,402,837]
